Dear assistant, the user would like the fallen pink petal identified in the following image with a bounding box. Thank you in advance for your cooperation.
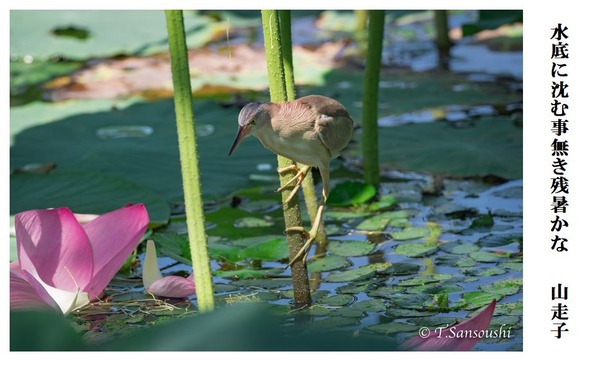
[10,263,59,311]
[143,240,196,298]
[403,300,497,351]
[10,204,149,314]
[147,275,196,298]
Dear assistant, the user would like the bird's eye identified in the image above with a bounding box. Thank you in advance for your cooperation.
[250,119,256,125]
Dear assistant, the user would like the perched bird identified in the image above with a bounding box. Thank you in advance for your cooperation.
[229,95,354,265]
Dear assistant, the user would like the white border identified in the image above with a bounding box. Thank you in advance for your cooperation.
[3,1,597,388]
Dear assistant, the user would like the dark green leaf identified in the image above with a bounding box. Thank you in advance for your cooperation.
[327,240,375,257]
[10,172,170,227]
[394,242,437,257]
[327,181,376,207]
[213,268,283,280]
[325,263,391,283]
[307,255,352,273]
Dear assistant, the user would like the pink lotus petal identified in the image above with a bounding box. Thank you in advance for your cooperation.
[147,276,196,298]
[403,300,497,351]
[73,213,99,224]
[15,208,93,291]
[10,268,60,312]
[82,204,149,300]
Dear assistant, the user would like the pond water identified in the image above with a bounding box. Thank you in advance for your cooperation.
[90,175,522,351]
[11,10,523,351]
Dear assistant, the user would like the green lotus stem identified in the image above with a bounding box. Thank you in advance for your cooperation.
[261,9,311,307]
[280,10,295,100]
[355,10,368,32]
[434,10,451,70]
[354,10,369,55]
[165,10,214,313]
[279,10,327,247]
[362,10,384,189]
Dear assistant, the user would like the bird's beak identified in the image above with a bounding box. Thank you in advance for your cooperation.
[228,124,249,156]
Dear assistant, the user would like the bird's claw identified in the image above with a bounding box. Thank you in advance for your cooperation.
[276,164,310,204]
[286,226,317,268]
[285,203,325,268]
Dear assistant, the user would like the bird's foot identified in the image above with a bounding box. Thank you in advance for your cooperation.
[285,204,325,268]
[285,226,316,268]
[276,164,311,204]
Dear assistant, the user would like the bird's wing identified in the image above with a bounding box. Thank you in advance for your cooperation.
[296,95,348,119]
[297,96,354,157]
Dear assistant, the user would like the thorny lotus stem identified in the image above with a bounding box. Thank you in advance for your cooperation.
[261,9,312,307]
[165,10,215,312]
[279,10,327,247]
[434,10,451,70]
[354,10,369,56]
[362,10,384,189]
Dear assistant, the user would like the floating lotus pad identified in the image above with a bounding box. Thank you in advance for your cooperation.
[469,250,503,263]
[355,208,415,231]
[378,262,420,276]
[213,268,284,280]
[389,226,431,240]
[237,237,289,261]
[503,262,523,271]
[494,301,523,316]
[477,233,522,248]
[326,239,376,257]
[336,279,383,294]
[407,316,465,328]
[327,181,377,207]
[490,315,521,328]
[325,263,391,283]
[480,278,522,296]
[469,212,494,228]
[404,283,464,295]
[386,308,436,318]
[209,242,244,262]
[396,274,453,287]
[231,278,293,289]
[307,256,352,273]
[458,291,504,310]
[474,267,507,277]
[367,194,398,212]
[317,294,355,306]
[367,322,419,334]
[394,242,438,257]
[331,298,387,317]
[325,210,371,220]
[355,216,393,231]
[302,316,361,332]
[10,171,170,227]
[366,285,405,299]
[208,236,289,262]
[456,258,477,267]
[446,243,480,254]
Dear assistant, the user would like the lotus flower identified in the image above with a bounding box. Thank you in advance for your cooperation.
[403,300,497,351]
[142,240,195,298]
[10,204,149,314]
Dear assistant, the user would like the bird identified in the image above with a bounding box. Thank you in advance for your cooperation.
[229,95,354,265]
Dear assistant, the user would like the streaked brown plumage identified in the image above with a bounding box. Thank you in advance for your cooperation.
[229,95,353,199]
[229,95,354,265]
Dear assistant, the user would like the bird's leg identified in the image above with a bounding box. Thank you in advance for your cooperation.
[286,197,325,267]
[276,163,311,204]
[286,167,330,267]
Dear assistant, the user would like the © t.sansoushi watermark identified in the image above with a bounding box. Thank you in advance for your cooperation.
[403,300,501,351]
[419,323,513,341]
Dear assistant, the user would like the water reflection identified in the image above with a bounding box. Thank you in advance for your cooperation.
[195,124,215,137]
[96,125,153,139]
